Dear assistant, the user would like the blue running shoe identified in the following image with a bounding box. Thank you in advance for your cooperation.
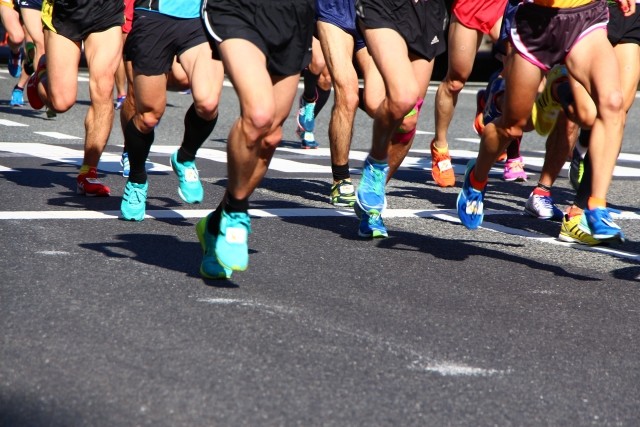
[354,203,388,238]
[579,207,625,243]
[8,49,22,78]
[121,181,148,221]
[301,131,319,149]
[296,95,316,135]
[120,152,130,178]
[483,72,505,126]
[170,151,203,204]
[216,210,251,271]
[10,87,24,107]
[456,159,485,230]
[196,215,232,279]
[356,158,388,213]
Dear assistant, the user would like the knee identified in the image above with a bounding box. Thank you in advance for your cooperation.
[262,126,283,150]
[195,98,219,122]
[388,88,420,121]
[334,85,360,113]
[444,77,466,95]
[138,111,162,132]
[48,90,75,113]
[599,90,625,119]
[241,108,275,143]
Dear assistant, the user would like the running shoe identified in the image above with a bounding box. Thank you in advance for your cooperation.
[24,42,35,75]
[473,89,486,136]
[10,87,24,107]
[569,146,584,192]
[579,207,625,243]
[300,131,319,149]
[524,192,563,221]
[356,157,388,212]
[558,214,601,246]
[482,73,505,126]
[45,108,57,120]
[120,152,130,178]
[114,95,126,110]
[77,167,110,197]
[296,95,316,136]
[216,210,251,271]
[354,203,388,238]
[7,49,22,78]
[26,56,46,110]
[430,139,455,187]
[331,178,356,207]
[456,159,485,230]
[170,151,204,204]
[503,156,528,182]
[195,215,232,279]
[120,181,148,221]
[533,64,567,136]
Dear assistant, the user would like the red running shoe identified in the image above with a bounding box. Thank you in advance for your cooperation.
[77,168,110,197]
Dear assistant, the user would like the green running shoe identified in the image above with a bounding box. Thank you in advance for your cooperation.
[196,215,232,279]
[121,181,148,221]
[216,210,251,271]
[170,151,203,204]
[330,179,356,207]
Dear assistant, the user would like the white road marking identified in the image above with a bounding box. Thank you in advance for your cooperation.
[33,132,82,140]
[0,119,29,127]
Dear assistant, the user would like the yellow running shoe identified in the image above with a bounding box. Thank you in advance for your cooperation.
[533,65,568,136]
[558,214,601,246]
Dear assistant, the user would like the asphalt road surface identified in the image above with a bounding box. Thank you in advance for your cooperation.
[1,68,640,426]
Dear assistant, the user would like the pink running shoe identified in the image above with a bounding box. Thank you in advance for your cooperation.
[503,156,528,182]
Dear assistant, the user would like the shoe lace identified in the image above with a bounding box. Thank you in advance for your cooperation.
[362,162,387,195]
[127,184,146,204]
[227,213,252,234]
[506,159,524,172]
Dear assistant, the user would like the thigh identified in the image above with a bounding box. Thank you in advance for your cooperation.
[317,21,358,90]
[502,52,543,125]
[83,26,123,80]
[45,30,81,98]
[178,42,224,107]
[446,18,483,80]
[614,43,640,111]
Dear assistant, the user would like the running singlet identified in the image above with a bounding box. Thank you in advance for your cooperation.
[134,0,199,19]
[526,0,592,8]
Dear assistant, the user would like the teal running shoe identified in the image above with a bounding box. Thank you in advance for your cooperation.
[196,215,232,279]
[296,95,316,135]
[356,158,388,213]
[354,203,388,238]
[170,151,203,204]
[456,159,485,230]
[120,152,130,178]
[10,87,24,107]
[121,181,148,221]
[216,210,251,271]
[579,207,625,243]
[8,49,22,78]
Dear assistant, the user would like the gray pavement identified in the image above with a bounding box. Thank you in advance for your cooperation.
[1,68,640,426]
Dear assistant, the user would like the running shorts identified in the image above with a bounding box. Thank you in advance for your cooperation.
[41,0,124,42]
[317,0,366,52]
[356,0,447,61]
[124,9,208,76]
[607,2,640,45]
[16,0,41,10]
[510,0,608,71]
[202,0,315,76]
[453,0,508,34]
[122,0,134,34]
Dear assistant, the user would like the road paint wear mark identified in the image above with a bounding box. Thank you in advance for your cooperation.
[37,250,70,255]
[410,361,507,377]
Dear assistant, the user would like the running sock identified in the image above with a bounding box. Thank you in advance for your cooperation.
[314,86,331,118]
[577,128,591,150]
[506,137,521,160]
[587,197,606,210]
[207,193,249,236]
[533,183,551,197]
[432,143,449,154]
[470,168,487,191]
[79,164,91,175]
[574,150,593,210]
[331,163,350,182]
[302,68,319,102]
[178,103,218,163]
[124,118,154,184]
[367,154,387,165]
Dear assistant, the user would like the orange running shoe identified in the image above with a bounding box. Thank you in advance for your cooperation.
[77,167,111,197]
[430,139,455,187]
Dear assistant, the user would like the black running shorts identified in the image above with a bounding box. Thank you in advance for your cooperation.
[202,0,316,76]
[607,2,640,46]
[355,0,447,61]
[41,0,124,42]
[124,9,209,76]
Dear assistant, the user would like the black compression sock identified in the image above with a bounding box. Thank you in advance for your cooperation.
[178,103,218,163]
[331,163,351,182]
[124,119,154,184]
[314,86,331,117]
[302,68,319,102]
